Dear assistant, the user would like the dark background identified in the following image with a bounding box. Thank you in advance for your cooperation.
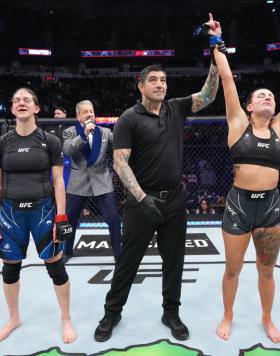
[1,0,279,219]
[1,0,279,67]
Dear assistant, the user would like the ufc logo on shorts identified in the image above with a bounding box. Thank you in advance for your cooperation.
[19,202,33,208]
[250,193,265,199]
[227,206,237,216]
[18,148,30,152]
[257,142,270,149]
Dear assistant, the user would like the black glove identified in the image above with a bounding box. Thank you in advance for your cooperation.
[139,195,164,223]
[55,218,73,242]
[216,41,227,54]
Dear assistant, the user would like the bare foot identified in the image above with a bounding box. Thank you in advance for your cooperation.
[263,320,280,343]
[216,318,232,340]
[0,319,22,341]
[61,319,77,344]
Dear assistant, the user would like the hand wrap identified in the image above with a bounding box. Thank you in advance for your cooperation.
[201,22,228,65]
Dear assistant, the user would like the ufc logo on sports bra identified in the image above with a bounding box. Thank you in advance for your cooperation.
[18,147,30,152]
[257,142,270,149]
[250,193,265,199]
[19,202,33,208]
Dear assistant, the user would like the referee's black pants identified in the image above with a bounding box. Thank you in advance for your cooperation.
[104,186,187,316]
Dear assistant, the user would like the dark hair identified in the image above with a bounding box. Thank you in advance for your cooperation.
[139,64,166,83]
[54,106,67,114]
[12,87,39,106]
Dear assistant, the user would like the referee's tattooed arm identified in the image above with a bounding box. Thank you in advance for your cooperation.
[191,64,219,113]
[113,148,146,202]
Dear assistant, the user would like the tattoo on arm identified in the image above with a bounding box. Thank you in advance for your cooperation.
[113,149,145,202]
[192,65,219,113]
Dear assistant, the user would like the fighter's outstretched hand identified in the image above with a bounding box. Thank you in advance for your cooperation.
[203,13,222,36]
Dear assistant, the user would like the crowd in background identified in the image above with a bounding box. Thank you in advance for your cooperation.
[75,121,232,222]
[2,68,278,221]
[0,1,277,67]
[1,69,280,118]
[0,0,279,223]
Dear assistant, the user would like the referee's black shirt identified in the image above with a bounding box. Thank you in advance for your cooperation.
[113,96,192,191]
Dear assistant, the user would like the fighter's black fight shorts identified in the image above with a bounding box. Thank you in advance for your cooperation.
[222,186,280,235]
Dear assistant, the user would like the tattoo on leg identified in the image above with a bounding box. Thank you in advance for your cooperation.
[253,227,280,266]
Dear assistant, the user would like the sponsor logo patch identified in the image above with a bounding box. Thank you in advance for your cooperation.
[250,193,265,199]
[12,201,39,210]
[257,142,270,149]
[227,205,237,216]
[74,233,219,257]
[18,147,30,152]
[0,214,12,229]
[4,243,10,250]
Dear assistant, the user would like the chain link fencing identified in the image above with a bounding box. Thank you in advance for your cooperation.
[63,118,233,224]
[0,117,233,224]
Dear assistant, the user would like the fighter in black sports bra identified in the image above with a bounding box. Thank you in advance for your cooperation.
[230,124,280,170]
[210,15,280,344]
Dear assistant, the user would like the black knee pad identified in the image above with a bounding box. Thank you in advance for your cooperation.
[2,262,22,284]
[45,258,69,286]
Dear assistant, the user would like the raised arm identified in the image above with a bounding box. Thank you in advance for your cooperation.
[213,49,246,124]
[63,127,87,156]
[113,148,145,202]
[207,13,248,143]
[191,14,222,113]
[191,63,219,113]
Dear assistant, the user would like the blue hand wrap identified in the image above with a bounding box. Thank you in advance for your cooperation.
[210,35,223,46]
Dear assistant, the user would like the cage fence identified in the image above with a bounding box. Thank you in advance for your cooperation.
[0,117,233,224]
[62,119,233,224]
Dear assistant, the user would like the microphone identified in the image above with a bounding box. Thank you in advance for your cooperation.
[85,117,95,134]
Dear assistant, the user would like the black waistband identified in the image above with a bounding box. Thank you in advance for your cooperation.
[232,185,276,199]
[11,200,39,210]
[143,184,182,199]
